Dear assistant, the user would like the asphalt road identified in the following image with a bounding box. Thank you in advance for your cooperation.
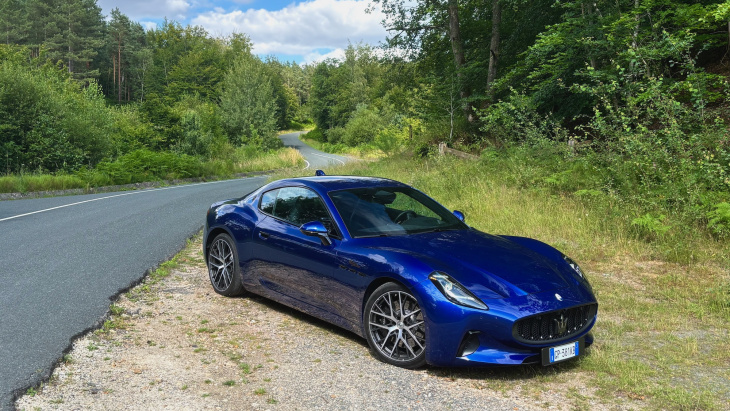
[0,133,345,410]
[280,131,349,169]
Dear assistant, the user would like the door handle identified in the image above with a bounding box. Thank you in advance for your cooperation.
[258,231,270,240]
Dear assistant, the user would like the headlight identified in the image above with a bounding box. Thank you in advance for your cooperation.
[429,272,488,310]
[563,256,585,279]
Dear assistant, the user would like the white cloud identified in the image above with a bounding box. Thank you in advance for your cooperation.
[303,48,346,64]
[140,21,159,31]
[97,0,191,20]
[191,0,387,60]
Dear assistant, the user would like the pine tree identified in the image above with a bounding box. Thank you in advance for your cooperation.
[0,0,29,45]
[43,0,104,83]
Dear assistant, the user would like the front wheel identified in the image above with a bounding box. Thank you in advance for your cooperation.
[364,283,426,368]
[207,233,244,296]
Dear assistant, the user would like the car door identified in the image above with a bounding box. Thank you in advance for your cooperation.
[251,186,343,314]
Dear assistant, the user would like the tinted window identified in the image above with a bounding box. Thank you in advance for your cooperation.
[260,189,278,214]
[329,187,466,238]
[262,187,334,231]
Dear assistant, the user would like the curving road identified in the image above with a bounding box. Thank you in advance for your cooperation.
[280,131,349,170]
[0,133,346,410]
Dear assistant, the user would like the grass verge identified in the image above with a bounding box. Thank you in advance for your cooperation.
[299,135,384,160]
[296,155,730,410]
[0,147,304,194]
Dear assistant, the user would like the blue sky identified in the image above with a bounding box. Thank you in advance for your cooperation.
[96,0,388,64]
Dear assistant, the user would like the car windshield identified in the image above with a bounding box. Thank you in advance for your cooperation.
[329,187,467,238]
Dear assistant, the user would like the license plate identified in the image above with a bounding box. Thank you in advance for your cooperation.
[541,338,583,366]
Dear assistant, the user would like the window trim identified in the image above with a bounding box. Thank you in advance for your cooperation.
[257,185,342,240]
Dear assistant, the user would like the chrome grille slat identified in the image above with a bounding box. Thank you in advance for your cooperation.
[513,303,597,344]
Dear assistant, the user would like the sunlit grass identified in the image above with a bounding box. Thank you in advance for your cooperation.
[299,135,385,160]
[314,155,730,410]
[0,148,304,194]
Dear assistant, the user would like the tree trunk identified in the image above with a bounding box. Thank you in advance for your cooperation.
[118,38,122,103]
[447,0,472,121]
[486,0,501,100]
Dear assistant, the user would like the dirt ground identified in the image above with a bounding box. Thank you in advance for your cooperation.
[16,236,607,411]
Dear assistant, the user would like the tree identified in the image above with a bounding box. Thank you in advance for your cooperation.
[220,54,279,148]
[0,0,29,45]
[372,0,474,119]
[43,0,104,83]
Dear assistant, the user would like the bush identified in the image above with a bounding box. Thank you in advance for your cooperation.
[631,213,672,241]
[325,127,346,144]
[707,202,730,239]
[342,105,385,146]
[0,54,113,173]
[89,149,201,185]
[305,127,326,143]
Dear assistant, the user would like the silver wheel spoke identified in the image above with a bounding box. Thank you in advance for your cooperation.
[209,238,235,290]
[371,310,396,323]
[404,328,425,350]
[368,289,425,363]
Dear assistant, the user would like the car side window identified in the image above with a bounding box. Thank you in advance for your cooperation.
[260,189,278,215]
[274,187,335,232]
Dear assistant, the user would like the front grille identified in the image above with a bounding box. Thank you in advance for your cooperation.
[513,303,597,344]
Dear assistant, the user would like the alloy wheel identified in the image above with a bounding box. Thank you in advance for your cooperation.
[368,290,426,362]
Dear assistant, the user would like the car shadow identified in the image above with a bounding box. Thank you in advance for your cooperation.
[236,293,370,349]
[234,294,587,380]
[426,353,587,381]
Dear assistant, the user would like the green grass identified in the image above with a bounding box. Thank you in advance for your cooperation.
[0,146,304,194]
[307,155,729,410]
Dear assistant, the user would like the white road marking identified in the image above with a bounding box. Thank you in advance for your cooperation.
[0,179,257,223]
[309,152,346,165]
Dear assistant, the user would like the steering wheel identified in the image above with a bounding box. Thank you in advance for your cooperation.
[394,210,416,224]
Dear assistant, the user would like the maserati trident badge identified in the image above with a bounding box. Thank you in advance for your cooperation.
[555,293,563,301]
[554,313,568,335]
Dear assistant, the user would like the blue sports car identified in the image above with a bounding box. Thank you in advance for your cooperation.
[204,172,597,368]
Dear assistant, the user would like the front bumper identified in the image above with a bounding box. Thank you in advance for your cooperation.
[416,283,597,367]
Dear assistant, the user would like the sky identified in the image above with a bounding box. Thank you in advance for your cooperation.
[96,0,389,64]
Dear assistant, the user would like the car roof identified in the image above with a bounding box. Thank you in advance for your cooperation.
[268,176,409,192]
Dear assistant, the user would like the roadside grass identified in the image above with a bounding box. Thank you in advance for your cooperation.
[299,135,384,160]
[0,147,304,194]
[23,154,726,409]
[308,156,730,410]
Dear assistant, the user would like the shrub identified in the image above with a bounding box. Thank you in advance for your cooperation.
[706,202,730,239]
[343,105,384,146]
[0,56,113,173]
[631,213,672,241]
[305,127,326,143]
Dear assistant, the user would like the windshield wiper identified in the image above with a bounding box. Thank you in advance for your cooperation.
[413,226,460,235]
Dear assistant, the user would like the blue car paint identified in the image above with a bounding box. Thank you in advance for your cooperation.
[204,176,598,366]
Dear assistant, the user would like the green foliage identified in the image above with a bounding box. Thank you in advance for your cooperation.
[89,149,202,184]
[0,50,112,173]
[305,127,326,143]
[706,202,730,239]
[342,105,386,146]
[478,90,564,145]
[220,54,279,149]
[631,213,672,241]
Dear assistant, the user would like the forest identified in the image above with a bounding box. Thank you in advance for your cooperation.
[0,0,729,241]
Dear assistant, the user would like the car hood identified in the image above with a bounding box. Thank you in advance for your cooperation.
[366,229,571,299]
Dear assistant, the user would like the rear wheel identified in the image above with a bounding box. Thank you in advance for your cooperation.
[364,283,426,368]
[207,233,244,296]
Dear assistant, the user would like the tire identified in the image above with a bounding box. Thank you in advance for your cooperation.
[364,282,426,368]
[206,233,244,296]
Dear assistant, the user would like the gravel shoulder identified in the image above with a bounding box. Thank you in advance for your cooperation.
[16,235,593,411]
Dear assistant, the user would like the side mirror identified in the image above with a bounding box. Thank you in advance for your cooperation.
[300,221,332,246]
[453,210,465,222]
